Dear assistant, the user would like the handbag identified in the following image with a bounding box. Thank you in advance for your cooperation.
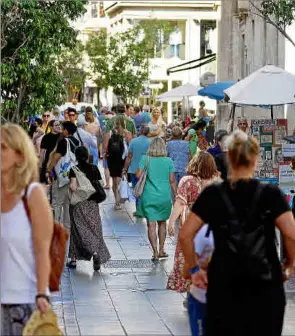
[55,139,77,188]
[70,166,96,206]
[23,187,69,292]
[133,156,149,198]
[89,165,107,204]
[119,176,129,202]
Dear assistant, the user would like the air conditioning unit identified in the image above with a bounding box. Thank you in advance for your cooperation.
[238,1,249,12]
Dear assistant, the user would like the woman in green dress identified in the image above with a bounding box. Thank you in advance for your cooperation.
[136,137,177,261]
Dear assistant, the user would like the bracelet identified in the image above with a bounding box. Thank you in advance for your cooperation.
[188,265,200,275]
[35,294,50,303]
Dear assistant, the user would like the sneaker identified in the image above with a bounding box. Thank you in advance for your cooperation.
[93,253,101,271]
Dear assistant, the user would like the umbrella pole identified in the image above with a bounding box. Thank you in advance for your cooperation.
[271,106,274,120]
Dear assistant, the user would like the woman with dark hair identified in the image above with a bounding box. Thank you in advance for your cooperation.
[30,118,45,157]
[67,146,110,271]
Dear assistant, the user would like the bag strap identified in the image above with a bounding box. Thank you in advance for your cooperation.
[76,129,84,146]
[143,156,150,172]
[22,187,31,221]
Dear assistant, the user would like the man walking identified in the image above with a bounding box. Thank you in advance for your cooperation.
[122,125,150,214]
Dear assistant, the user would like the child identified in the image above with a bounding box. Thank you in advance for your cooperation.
[188,224,214,336]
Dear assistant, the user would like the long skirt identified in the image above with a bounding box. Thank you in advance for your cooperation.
[1,304,34,336]
[69,200,111,263]
[166,240,191,292]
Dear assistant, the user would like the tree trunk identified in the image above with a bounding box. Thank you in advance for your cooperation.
[97,86,101,107]
[14,81,26,124]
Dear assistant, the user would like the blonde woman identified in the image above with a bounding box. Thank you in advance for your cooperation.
[136,137,177,261]
[105,115,131,210]
[1,124,53,335]
[148,107,166,139]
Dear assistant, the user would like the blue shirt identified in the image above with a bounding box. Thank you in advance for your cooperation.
[128,136,150,174]
[167,140,190,173]
[207,144,221,157]
[132,114,146,134]
[141,111,151,124]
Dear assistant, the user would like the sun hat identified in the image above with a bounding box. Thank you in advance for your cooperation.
[23,310,63,336]
[188,129,196,135]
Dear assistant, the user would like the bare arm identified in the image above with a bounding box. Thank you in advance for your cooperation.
[70,177,77,192]
[148,125,163,137]
[28,185,54,296]
[170,172,177,195]
[168,198,185,236]
[276,211,295,273]
[103,132,111,157]
[123,151,133,174]
[47,152,61,171]
[39,149,46,168]
[135,168,143,180]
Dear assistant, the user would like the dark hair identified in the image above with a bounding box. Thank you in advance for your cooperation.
[126,104,133,110]
[215,129,228,142]
[134,106,140,114]
[62,121,77,135]
[48,120,56,128]
[117,103,126,114]
[85,106,93,113]
[192,119,207,131]
[75,146,89,162]
[68,107,77,114]
[28,125,37,138]
[35,118,42,127]
[111,106,117,113]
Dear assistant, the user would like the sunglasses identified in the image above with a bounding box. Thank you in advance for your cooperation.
[43,114,50,118]
[53,123,61,127]
[69,114,75,117]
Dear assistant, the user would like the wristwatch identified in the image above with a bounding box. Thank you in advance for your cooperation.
[188,265,200,275]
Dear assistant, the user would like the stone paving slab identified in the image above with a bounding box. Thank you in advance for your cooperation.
[52,189,295,336]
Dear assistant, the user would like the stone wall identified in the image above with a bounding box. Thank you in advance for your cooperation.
[217,0,285,130]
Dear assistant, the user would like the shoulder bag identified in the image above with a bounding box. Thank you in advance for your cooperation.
[23,187,69,292]
[70,166,96,206]
[133,156,150,198]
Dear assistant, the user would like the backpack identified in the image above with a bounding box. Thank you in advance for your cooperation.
[209,182,275,283]
[108,131,124,156]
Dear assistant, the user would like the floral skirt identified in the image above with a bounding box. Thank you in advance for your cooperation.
[166,240,191,293]
[1,304,34,336]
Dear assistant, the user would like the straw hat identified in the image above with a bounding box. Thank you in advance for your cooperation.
[23,310,63,336]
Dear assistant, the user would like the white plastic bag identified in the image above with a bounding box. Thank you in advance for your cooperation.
[55,139,76,188]
[119,176,129,202]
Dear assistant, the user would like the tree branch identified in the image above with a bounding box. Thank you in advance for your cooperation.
[249,1,295,48]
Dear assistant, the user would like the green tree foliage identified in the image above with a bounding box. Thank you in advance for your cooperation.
[1,0,86,123]
[250,0,295,47]
[86,20,174,103]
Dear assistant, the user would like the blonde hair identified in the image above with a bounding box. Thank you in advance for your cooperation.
[187,151,218,179]
[151,107,163,124]
[2,123,39,193]
[147,137,167,157]
[226,130,259,169]
[114,115,126,135]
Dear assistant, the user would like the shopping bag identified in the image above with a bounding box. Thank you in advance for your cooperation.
[133,156,149,198]
[70,166,96,206]
[55,139,76,187]
[119,176,129,202]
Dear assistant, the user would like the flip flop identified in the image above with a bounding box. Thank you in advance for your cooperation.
[158,252,169,259]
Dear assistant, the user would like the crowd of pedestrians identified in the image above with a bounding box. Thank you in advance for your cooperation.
[2,101,295,336]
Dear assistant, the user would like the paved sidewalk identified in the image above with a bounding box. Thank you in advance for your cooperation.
[52,190,295,336]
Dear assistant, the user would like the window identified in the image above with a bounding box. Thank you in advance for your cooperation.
[91,3,98,18]
[200,20,217,58]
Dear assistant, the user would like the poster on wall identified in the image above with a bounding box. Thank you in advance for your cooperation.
[279,143,295,187]
[250,119,288,180]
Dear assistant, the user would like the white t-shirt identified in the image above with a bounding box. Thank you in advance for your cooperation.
[190,224,214,303]
[1,183,47,304]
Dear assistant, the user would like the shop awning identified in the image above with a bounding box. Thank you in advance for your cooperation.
[167,53,216,75]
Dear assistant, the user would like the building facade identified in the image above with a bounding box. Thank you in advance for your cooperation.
[101,1,220,122]
[217,0,285,129]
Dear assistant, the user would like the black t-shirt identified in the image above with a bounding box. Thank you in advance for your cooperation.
[40,133,60,168]
[56,136,79,157]
[192,179,290,288]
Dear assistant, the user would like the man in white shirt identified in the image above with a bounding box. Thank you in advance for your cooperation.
[74,119,97,152]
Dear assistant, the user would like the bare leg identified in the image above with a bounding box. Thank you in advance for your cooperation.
[158,221,167,256]
[104,167,110,188]
[147,220,158,258]
[113,177,122,205]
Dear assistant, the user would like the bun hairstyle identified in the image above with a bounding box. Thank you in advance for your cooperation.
[226,130,259,169]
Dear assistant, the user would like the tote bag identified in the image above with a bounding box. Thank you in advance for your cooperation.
[70,166,96,206]
[55,139,76,188]
[133,156,149,198]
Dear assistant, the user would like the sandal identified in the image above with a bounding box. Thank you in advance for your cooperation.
[151,254,159,262]
[104,186,110,190]
[66,260,77,269]
[158,252,169,259]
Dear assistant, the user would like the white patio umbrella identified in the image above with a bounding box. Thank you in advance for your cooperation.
[157,83,199,102]
[224,65,295,118]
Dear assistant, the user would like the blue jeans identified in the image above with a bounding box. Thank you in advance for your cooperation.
[130,174,139,207]
[188,294,207,336]
[175,172,186,186]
